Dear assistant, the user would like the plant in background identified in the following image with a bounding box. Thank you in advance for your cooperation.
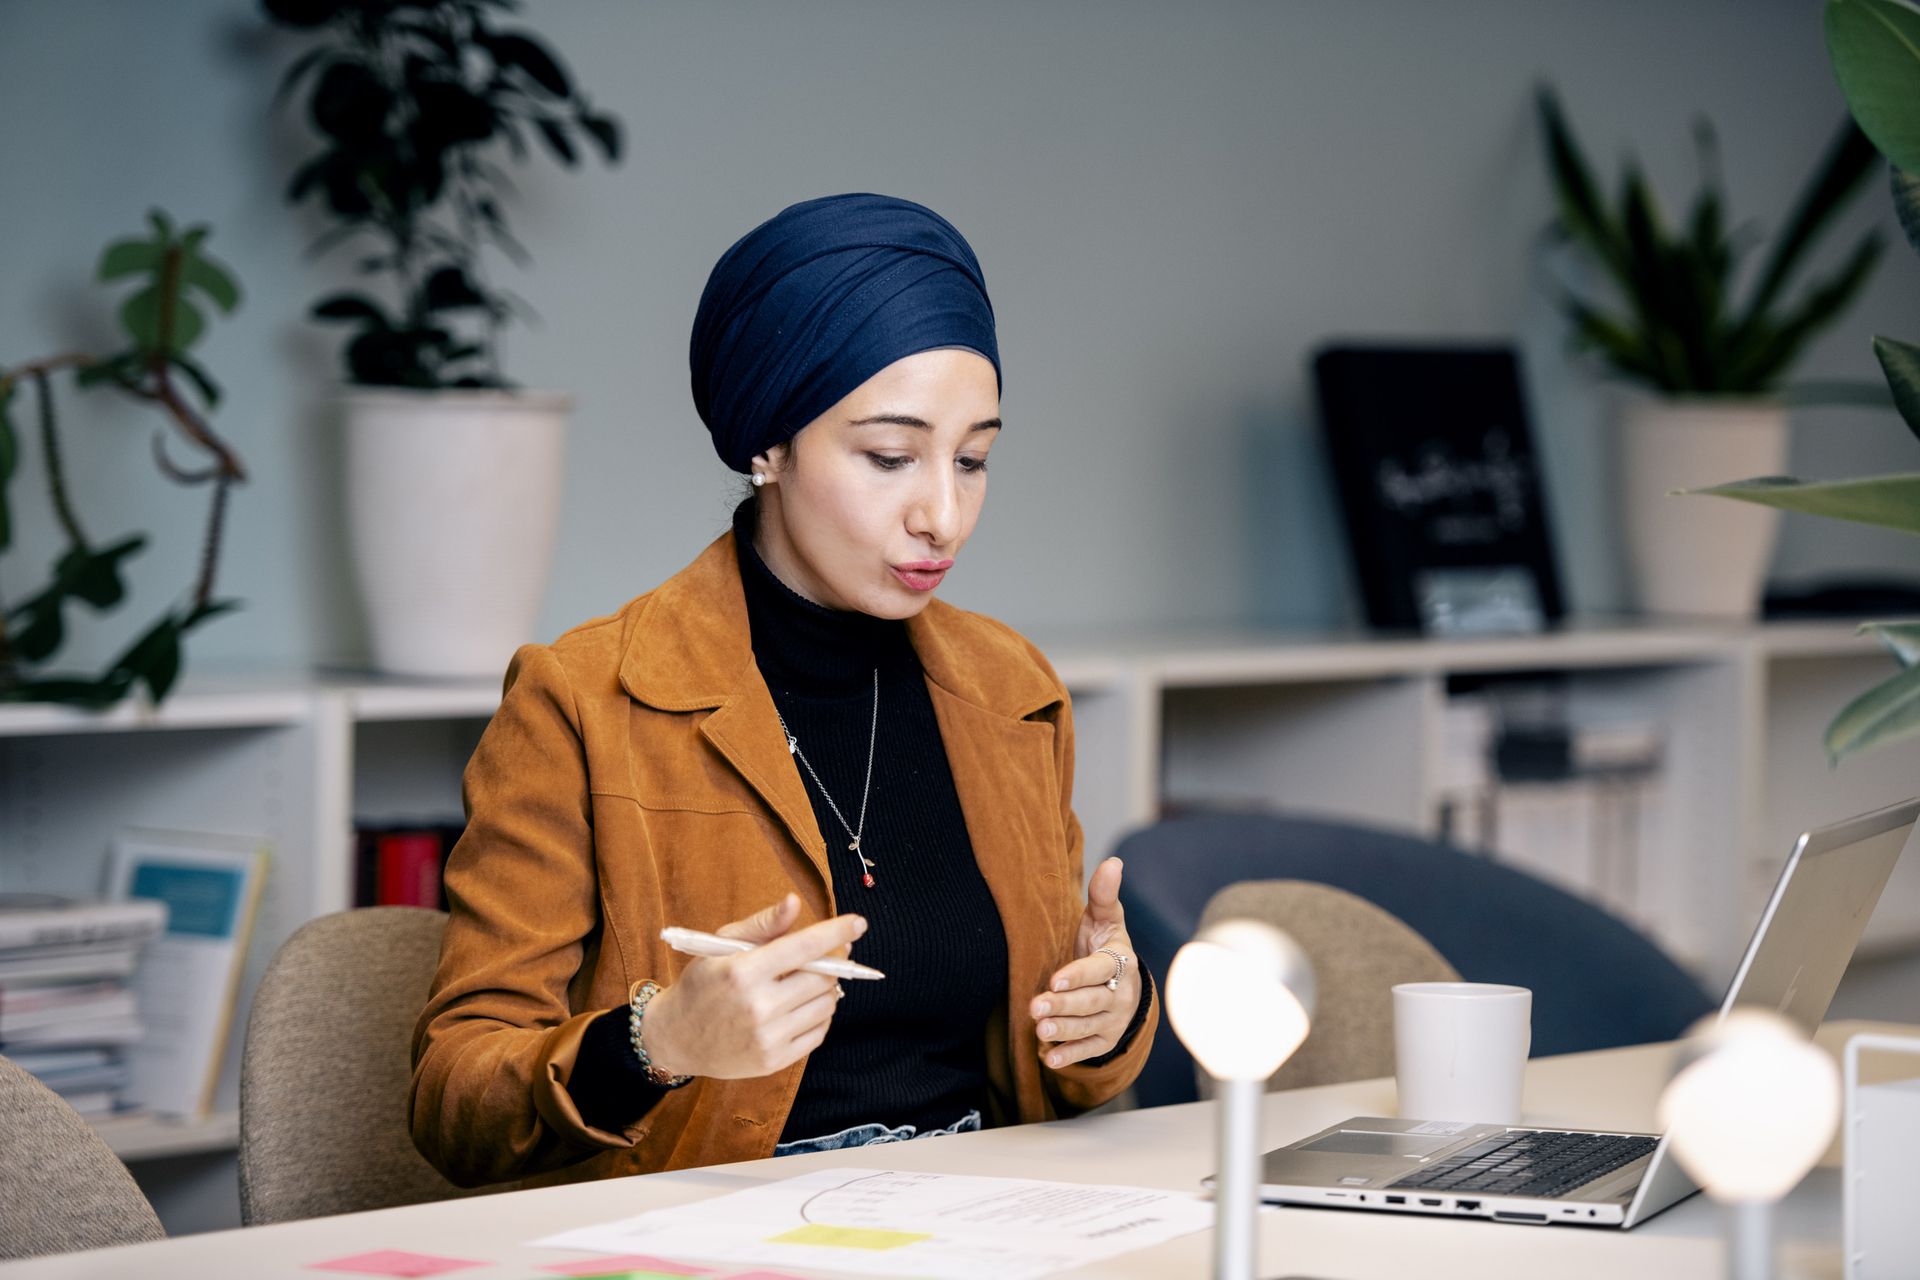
[1537,85,1883,397]
[263,0,624,389]
[0,211,246,707]
[1697,0,1920,760]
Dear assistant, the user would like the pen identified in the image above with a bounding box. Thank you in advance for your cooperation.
[659,926,886,980]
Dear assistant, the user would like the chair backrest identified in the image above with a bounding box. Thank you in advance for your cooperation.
[239,906,499,1224]
[1194,879,1459,1095]
[0,1055,164,1258]
[1118,811,1714,1107]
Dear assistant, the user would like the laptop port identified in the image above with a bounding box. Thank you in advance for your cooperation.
[1419,1198,1443,1207]
[1494,1211,1550,1224]
[1456,1200,1481,1212]
[1385,1196,1405,1205]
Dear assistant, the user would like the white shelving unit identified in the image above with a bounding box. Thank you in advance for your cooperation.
[2,618,1915,1234]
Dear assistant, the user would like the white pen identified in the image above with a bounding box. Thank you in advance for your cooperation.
[659,926,886,980]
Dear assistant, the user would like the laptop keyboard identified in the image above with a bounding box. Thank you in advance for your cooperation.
[1387,1130,1658,1200]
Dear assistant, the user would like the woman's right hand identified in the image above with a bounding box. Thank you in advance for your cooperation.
[636,893,863,1080]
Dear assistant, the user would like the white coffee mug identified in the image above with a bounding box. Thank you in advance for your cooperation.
[1393,982,1533,1125]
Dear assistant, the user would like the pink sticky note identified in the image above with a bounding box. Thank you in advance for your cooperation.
[540,1259,713,1278]
[308,1250,487,1278]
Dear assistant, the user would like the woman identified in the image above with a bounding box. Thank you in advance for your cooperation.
[410,193,1156,1188]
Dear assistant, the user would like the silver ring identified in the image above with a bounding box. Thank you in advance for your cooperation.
[1098,946,1128,992]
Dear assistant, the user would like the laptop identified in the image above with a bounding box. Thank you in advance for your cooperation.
[1239,796,1919,1229]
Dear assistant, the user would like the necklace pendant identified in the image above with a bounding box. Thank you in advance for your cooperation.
[862,871,875,889]
[848,837,860,852]
[786,735,799,755]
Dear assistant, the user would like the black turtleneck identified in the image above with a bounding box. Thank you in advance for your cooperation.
[566,503,1148,1140]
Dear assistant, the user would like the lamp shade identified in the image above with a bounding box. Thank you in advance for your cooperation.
[1167,918,1316,1081]
[1657,1009,1840,1202]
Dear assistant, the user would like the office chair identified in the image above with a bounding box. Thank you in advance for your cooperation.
[239,906,508,1224]
[1118,811,1715,1107]
[0,1054,165,1258]
[1190,879,1459,1096]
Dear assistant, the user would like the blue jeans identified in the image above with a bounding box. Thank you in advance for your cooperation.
[773,1108,982,1157]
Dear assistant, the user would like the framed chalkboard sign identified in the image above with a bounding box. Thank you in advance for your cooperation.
[1312,344,1564,634]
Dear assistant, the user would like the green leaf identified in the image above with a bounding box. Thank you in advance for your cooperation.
[311,292,392,326]
[97,239,162,282]
[1563,296,1663,384]
[484,31,572,97]
[1892,165,1920,256]
[534,117,577,166]
[120,285,206,353]
[1690,471,1920,534]
[1723,232,1884,389]
[10,603,62,662]
[114,614,183,703]
[1535,86,1630,282]
[1825,661,1920,760]
[181,252,241,313]
[1873,334,1920,442]
[1862,620,1920,665]
[1740,119,1881,326]
[578,111,622,163]
[169,352,222,408]
[1826,0,1920,174]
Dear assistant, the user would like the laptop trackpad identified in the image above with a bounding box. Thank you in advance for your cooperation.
[1296,1130,1461,1158]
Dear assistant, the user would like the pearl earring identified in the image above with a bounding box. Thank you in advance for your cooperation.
[751,472,766,488]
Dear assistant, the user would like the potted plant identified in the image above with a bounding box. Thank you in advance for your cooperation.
[0,211,245,707]
[1537,86,1883,618]
[263,0,623,677]
[1704,0,1920,758]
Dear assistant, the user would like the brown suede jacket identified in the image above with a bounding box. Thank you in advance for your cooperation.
[409,528,1158,1188]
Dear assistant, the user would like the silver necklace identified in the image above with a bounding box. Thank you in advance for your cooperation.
[775,668,880,889]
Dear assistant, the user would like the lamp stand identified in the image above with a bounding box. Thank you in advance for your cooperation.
[1728,1200,1770,1280]
[1212,1076,1262,1280]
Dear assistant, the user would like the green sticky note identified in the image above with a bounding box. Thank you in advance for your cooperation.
[767,1224,931,1250]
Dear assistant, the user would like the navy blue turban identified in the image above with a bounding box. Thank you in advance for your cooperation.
[689,192,1000,473]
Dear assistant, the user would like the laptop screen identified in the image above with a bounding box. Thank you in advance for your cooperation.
[1720,802,1916,1036]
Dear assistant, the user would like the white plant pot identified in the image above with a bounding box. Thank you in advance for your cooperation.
[1617,397,1789,620]
[343,389,571,677]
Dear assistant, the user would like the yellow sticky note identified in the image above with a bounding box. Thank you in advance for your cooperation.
[767,1224,931,1251]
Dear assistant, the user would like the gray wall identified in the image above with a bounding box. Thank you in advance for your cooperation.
[5,0,1920,673]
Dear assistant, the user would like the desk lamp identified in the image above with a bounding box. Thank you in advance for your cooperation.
[1658,1009,1840,1280]
[1167,918,1316,1280]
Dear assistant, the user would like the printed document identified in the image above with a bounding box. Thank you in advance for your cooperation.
[532,1167,1212,1279]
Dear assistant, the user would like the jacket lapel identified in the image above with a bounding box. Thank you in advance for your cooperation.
[617,531,830,890]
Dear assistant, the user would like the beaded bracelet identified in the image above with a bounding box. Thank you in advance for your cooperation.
[627,979,693,1089]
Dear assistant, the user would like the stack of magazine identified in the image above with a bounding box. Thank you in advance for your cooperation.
[0,896,168,1116]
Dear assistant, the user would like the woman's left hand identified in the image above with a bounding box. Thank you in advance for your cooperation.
[1029,856,1142,1069]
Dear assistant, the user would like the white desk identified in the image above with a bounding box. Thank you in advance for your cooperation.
[7,1020,1913,1280]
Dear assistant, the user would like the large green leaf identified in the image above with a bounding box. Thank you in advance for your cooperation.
[1826,661,1920,759]
[1827,0,1920,174]
[1692,472,1920,533]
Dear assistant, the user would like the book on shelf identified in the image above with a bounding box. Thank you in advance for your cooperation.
[0,896,167,952]
[0,895,166,1116]
[107,828,271,1121]
[353,820,465,909]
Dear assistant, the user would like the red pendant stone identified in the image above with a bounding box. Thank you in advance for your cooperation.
[862,872,875,888]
